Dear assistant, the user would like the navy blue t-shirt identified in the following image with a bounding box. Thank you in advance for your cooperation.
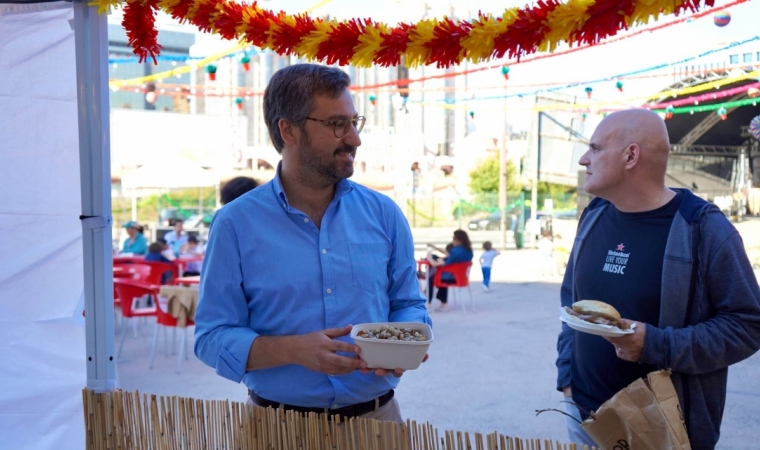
[570,192,683,415]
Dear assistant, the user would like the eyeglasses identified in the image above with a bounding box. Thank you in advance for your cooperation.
[305,116,366,138]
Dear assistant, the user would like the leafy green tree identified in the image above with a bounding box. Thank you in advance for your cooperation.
[468,156,520,194]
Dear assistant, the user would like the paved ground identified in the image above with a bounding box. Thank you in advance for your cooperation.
[116,243,760,448]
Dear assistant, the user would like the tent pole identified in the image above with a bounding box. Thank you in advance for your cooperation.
[131,190,137,221]
[74,0,117,392]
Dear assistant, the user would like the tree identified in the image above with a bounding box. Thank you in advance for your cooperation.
[468,156,520,194]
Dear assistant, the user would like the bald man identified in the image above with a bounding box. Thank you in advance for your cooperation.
[555,109,760,449]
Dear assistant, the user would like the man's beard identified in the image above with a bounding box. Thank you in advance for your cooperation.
[296,132,356,186]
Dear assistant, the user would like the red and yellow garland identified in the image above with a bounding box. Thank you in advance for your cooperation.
[94,0,714,68]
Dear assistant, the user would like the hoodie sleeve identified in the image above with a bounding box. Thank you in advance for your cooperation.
[641,229,760,374]
[556,239,577,391]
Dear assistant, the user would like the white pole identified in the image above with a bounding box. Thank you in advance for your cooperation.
[131,190,137,221]
[73,0,117,392]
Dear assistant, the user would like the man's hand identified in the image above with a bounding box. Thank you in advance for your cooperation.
[360,354,429,378]
[562,385,572,398]
[291,325,367,375]
[605,320,646,362]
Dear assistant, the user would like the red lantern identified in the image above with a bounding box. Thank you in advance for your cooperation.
[241,55,251,72]
[206,64,217,81]
[584,87,593,98]
[235,98,244,110]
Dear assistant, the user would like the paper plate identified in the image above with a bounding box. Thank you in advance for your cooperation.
[559,307,635,337]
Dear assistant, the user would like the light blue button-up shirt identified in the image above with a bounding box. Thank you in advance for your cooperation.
[194,166,431,408]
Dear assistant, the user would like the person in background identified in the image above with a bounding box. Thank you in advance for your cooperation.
[145,242,174,284]
[121,221,147,255]
[426,229,474,311]
[552,234,570,276]
[157,238,176,261]
[220,176,259,205]
[479,241,500,292]
[180,235,204,277]
[537,230,555,277]
[164,219,188,256]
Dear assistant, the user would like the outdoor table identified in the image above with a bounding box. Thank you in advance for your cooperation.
[174,275,200,286]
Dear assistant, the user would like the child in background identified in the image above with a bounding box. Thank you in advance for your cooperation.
[159,238,176,261]
[552,234,570,275]
[479,241,500,292]
[180,235,204,276]
[537,230,556,277]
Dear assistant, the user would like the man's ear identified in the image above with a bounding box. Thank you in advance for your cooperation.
[279,118,299,146]
[625,144,641,169]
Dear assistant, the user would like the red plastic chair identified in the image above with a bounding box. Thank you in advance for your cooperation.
[136,261,178,286]
[113,279,159,357]
[149,292,195,374]
[433,261,474,312]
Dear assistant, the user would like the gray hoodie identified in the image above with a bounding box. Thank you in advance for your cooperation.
[556,189,760,449]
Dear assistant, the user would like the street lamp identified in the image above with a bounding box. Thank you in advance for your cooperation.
[499,66,509,250]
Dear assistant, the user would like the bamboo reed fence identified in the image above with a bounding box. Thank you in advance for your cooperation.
[83,389,597,450]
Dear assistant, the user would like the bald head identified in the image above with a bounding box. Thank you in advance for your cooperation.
[597,109,671,170]
[580,109,673,203]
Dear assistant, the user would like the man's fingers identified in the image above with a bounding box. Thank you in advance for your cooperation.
[328,339,360,355]
[323,325,353,338]
[422,354,429,363]
[327,353,366,371]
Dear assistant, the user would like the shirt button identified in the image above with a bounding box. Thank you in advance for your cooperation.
[322,249,327,254]
[304,218,309,223]
[326,288,332,294]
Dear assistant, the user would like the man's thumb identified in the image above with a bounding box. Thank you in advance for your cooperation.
[323,324,352,338]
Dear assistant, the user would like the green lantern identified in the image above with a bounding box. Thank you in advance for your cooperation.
[500,66,510,80]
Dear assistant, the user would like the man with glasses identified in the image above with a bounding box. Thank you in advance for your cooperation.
[556,109,760,448]
[195,64,430,423]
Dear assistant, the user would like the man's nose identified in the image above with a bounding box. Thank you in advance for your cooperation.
[342,124,362,147]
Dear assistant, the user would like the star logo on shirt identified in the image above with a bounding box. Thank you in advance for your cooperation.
[616,243,625,251]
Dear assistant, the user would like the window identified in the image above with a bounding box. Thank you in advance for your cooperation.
[743,53,753,63]
[729,54,739,64]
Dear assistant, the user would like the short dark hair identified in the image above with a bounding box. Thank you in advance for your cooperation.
[263,64,351,154]
[483,241,492,250]
[148,242,164,254]
[188,235,199,244]
[220,176,259,205]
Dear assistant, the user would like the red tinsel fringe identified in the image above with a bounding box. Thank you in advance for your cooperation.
[374,24,411,67]
[191,0,221,34]
[576,0,637,45]
[213,1,245,40]
[122,0,162,64]
[426,18,471,69]
[316,19,369,66]
[240,4,275,49]
[270,14,318,55]
[493,1,559,60]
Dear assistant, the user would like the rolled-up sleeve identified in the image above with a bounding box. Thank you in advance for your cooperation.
[194,212,258,383]
[385,206,432,327]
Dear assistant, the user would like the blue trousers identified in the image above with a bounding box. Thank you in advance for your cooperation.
[481,267,492,287]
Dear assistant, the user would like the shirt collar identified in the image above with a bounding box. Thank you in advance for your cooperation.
[272,161,354,209]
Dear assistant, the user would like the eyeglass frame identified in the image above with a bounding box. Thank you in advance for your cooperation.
[304,115,366,138]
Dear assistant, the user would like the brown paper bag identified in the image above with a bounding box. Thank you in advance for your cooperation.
[581,370,691,450]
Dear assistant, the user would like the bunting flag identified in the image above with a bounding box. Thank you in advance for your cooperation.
[92,0,714,68]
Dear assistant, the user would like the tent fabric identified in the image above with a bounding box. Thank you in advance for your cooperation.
[0,2,86,448]
[120,159,219,190]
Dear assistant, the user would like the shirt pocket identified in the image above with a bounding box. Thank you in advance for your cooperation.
[348,243,390,293]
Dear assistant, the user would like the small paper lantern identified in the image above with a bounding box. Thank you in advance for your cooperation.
[500,66,510,80]
[615,81,623,92]
[713,12,731,27]
[748,87,760,98]
[145,91,157,105]
[717,106,728,121]
[241,55,251,72]
[235,97,244,110]
[584,87,593,98]
[581,113,587,122]
[206,64,217,81]
[469,111,475,119]
[369,94,377,106]
[665,105,674,119]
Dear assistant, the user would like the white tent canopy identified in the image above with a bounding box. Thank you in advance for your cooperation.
[121,159,219,190]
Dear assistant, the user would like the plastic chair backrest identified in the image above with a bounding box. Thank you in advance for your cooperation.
[113,279,160,318]
[433,261,472,288]
[114,263,152,281]
[137,261,178,285]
